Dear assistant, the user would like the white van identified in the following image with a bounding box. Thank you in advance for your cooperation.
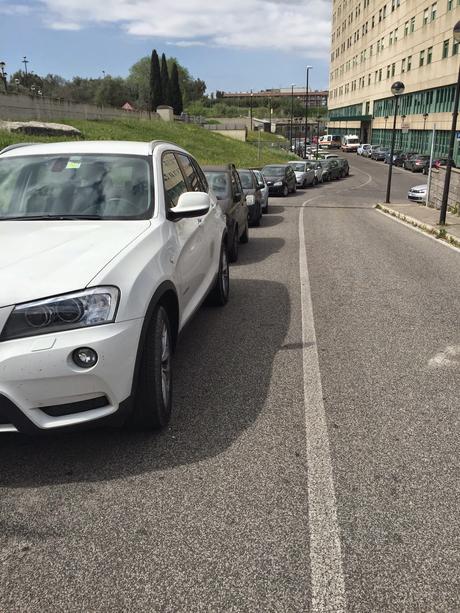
[341,135,361,152]
[318,135,342,149]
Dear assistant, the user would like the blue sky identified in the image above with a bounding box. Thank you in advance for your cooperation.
[1,1,331,94]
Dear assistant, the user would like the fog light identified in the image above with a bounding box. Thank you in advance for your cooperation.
[72,347,98,369]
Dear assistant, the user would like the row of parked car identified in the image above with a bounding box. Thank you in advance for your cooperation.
[357,144,455,174]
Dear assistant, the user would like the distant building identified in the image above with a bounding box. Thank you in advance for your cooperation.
[122,102,135,112]
[328,0,460,162]
[221,89,329,108]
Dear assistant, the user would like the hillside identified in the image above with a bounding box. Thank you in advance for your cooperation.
[0,118,295,167]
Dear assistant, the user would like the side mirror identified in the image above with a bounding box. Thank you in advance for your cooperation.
[257,182,264,189]
[234,191,242,203]
[168,191,210,220]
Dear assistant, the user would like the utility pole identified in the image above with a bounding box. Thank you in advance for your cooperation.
[22,56,29,86]
[304,66,312,158]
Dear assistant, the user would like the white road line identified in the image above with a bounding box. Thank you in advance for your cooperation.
[351,165,373,188]
[299,202,347,613]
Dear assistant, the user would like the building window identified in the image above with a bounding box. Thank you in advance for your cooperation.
[410,16,415,32]
[427,46,433,63]
[394,27,398,42]
[447,0,453,10]
[387,65,391,78]
[378,68,382,81]
[407,55,412,71]
[368,73,371,85]
[419,50,425,66]
[423,8,429,24]
[391,62,396,76]
[370,43,373,55]
[442,39,449,58]
[431,2,437,20]
[372,15,375,27]
[453,40,459,55]
[401,58,406,72]
[389,30,393,44]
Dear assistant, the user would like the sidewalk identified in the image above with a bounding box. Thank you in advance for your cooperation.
[377,201,460,247]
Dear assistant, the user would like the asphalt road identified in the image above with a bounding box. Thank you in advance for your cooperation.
[1,155,459,612]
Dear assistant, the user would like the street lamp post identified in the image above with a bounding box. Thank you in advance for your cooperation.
[439,20,460,225]
[0,62,7,92]
[304,66,312,158]
[249,89,253,132]
[399,114,406,149]
[290,84,295,151]
[316,116,321,158]
[385,81,405,204]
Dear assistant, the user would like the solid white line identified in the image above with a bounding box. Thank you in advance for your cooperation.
[351,165,373,188]
[299,204,347,613]
[375,208,460,254]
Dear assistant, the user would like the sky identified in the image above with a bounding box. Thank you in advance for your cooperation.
[1,0,332,94]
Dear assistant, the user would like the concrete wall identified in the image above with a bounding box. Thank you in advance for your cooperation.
[428,167,460,212]
[0,92,150,122]
[213,129,247,142]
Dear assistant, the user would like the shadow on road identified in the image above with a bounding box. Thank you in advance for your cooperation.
[266,204,285,214]
[0,278,290,488]
[257,215,284,228]
[235,237,285,265]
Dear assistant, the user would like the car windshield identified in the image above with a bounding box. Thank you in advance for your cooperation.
[205,171,229,196]
[263,166,284,177]
[347,138,359,143]
[0,153,152,220]
[290,163,306,172]
[239,171,254,189]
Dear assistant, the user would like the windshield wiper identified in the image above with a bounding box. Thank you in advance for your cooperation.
[0,214,104,221]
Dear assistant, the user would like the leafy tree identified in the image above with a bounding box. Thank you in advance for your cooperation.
[149,49,162,112]
[169,62,183,115]
[126,57,150,109]
[95,76,130,108]
[160,53,170,106]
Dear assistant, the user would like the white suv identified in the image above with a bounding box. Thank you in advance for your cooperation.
[0,140,229,434]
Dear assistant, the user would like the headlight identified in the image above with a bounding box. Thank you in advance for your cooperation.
[246,195,255,205]
[1,287,119,341]
[274,181,283,186]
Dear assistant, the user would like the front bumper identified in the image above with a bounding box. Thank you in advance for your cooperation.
[267,184,284,195]
[0,318,143,433]
[408,192,426,202]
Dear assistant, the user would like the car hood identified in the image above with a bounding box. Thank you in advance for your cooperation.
[410,185,428,192]
[0,220,150,307]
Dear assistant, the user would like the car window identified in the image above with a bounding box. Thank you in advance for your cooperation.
[290,163,306,172]
[205,171,229,196]
[192,158,208,191]
[176,153,201,192]
[239,171,254,189]
[0,153,153,219]
[162,152,188,210]
[232,170,243,195]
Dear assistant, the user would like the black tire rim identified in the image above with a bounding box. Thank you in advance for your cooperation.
[221,247,229,296]
[160,322,171,407]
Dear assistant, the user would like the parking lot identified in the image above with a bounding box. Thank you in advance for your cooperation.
[1,153,459,612]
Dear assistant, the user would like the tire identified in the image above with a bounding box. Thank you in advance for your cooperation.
[240,221,249,243]
[302,179,307,188]
[293,184,297,193]
[228,225,239,263]
[253,203,261,226]
[129,305,172,430]
[208,241,230,306]
[283,185,289,197]
[263,201,269,214]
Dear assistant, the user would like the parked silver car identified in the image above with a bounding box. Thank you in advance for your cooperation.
[408,184,427,202]
[288,161,316,188]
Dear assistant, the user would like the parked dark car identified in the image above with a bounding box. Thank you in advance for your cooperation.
[336,157,350,178]
[404,154,430,172]
[237,168,263,226]
[317,159,341,181]
[262,164,296,196]
[372,147,390,161]
[384,150,402,164]
[204,164,249,262]
[394,152,418,167]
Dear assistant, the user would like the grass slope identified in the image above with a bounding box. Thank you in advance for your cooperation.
[0,118,295,167]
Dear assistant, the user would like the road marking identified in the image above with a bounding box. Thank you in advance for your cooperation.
[351,165,373,188]
[299,201,347,613]
[428,346,460,368]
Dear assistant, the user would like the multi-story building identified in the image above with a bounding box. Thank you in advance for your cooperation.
[328,0,460,161]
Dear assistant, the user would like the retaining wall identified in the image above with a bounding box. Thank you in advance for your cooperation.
[428,167,460,211]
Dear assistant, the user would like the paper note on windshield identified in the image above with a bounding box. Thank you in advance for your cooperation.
[66,159,81,169]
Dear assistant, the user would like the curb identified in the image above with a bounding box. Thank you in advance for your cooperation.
[375,204,460,251]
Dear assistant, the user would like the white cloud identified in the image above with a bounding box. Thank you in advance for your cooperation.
[39,0,332,56]
[0,2,31,15]
[48,21,81,30]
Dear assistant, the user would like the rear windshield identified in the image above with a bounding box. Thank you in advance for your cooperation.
[0,154,152,220]
[262,166,284,177]
[290,163,306,172]
[204,171,229,196]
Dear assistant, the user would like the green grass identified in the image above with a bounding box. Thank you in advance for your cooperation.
[0,118,294,167]
[246,130,288,144]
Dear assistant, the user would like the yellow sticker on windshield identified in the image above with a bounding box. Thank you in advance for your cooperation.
[66,160,81,169]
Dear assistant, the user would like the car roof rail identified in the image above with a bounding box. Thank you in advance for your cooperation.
[0,142,36,155]
[148,139,180,154]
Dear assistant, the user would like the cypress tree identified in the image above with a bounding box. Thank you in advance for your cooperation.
[170,62,183,115]
[149,49,162,112]
[160,53,170,106]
